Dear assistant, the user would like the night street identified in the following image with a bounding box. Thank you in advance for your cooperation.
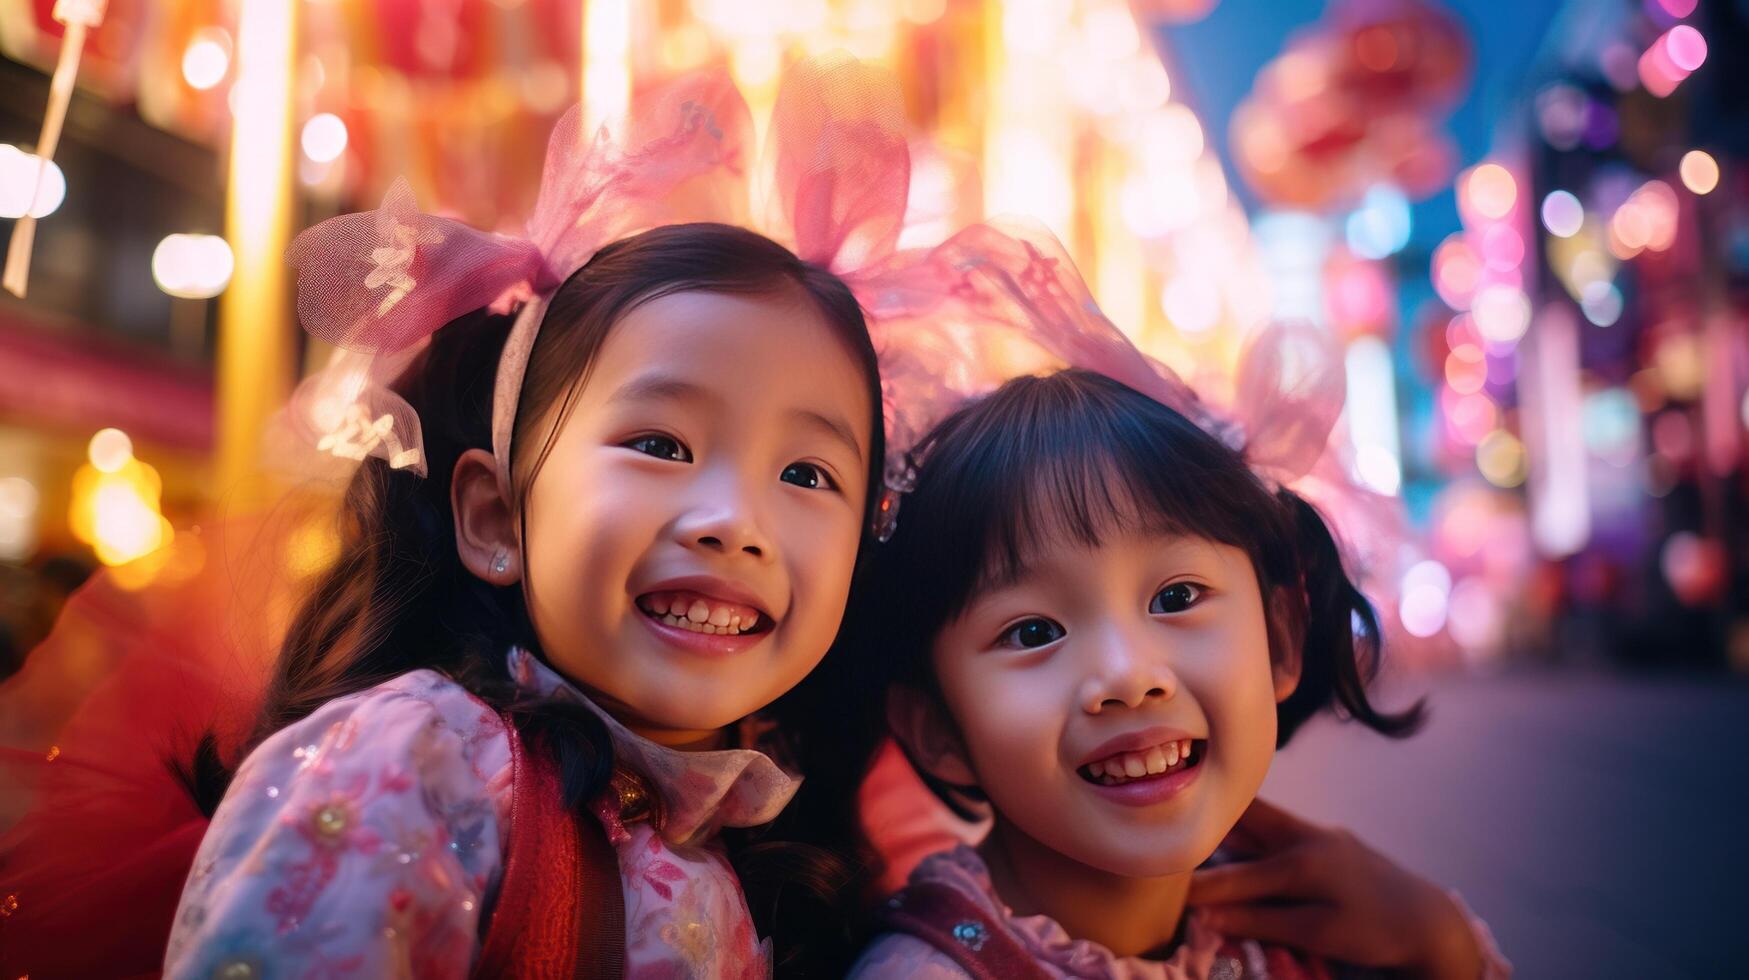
[1263,669,1749,978]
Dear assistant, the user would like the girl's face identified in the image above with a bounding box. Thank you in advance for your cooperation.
[927,525,1296,877]
[521,288,873,742]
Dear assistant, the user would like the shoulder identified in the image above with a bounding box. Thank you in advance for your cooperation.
[165,671,513,980]
[848,932,976,980]
[228,669,512,803]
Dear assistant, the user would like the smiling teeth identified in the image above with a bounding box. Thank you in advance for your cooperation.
[1082,739,1197,785]
[639,593,761,635]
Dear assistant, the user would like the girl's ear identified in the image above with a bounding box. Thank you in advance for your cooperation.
[452,448,522,585]
[1268,585,1304,704]
[886,685,979,787]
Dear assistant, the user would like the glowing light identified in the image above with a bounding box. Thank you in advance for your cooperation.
[1161,276,1221,336]
[1141,104,1205,165]
[1640,25,1707,97]
[1679,150,1719,195]
[1666,25,1707,71]
[88,428,135,473]
[1523,307,1589,557]
[1541,190,1585,238]
[300,113,348,164]
[1582,388,1641,464]
[0,476,40,562]
[1399,582,1449,638]
[0,146,66,219]
[1083,5,1141,60]
[584,0,631,133]
[1536,84,1587,151]
[1445,344,1488,395]
[1471,285,1531,344]
[1444,388,1499,446]
[1326,258,1390,332]
[153,234,235,299]
[1656,0,1698,16]
[1580,281,1624,327]
[1345,185,1412,260]
[182,33,231,90]
[1447,577,1503,656]
[1662,531,1726,606]
[1403,559,1453,599]
[990,130,1074,240]
[1479,225,1525,272]
[1463,164,1517,221]
[1345,337,1402,496]
[1477,429,1528,488]
[901,0,948,23]
[1432,234,1482,310]
[68,452,173,567]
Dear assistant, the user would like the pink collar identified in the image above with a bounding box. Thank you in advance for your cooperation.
[506,647,801,846]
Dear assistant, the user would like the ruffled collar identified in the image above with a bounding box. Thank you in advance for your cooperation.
[506,647,801,846]
[912,845,1227,980]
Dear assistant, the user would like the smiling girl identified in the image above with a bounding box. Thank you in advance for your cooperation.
[152,65,894,979]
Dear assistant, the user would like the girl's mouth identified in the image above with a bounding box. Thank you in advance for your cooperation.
[1077,739,1204,786]
[636,590,772,637]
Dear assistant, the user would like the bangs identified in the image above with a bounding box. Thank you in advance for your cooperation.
[901,369,1278,622]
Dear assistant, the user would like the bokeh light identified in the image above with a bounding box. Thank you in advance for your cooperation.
[0,145,66,219]
[1679,150,1719,195]
[152,234,236,299]
[1463,163,1517,220]
[88,428,135,474]
[1540,190,1584,237]
[1471,285,1531,344]
[1477,429,1528,487]
[182,33,231,90]
[301,113,349,164]
[1345,185,1412,260]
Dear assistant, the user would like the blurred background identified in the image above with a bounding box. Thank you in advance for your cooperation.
[0,0,1745,973]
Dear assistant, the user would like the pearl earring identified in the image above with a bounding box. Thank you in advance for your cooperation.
[492,551,509,575]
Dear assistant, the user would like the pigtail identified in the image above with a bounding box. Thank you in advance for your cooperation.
[1273,489,1425,744]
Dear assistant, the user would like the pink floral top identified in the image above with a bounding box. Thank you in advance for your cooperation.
[164,648,799,980]
[849,846,1513,980]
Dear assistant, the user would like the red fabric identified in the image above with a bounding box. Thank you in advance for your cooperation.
[0,506,311,979]
[474,723,625,980]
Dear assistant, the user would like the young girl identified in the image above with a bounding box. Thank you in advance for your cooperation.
[821,222,1511,979]
[148,63,903,979]
[840,367,1510,979]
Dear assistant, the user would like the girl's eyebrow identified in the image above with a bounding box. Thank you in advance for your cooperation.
[610,373,717,408]
[791,407,866,462]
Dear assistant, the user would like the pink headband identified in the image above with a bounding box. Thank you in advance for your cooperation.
[283,53,909,482]
[279,53,1377,578]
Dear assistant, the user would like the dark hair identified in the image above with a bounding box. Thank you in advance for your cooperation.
[830,368,1423,822]
[190,223,885,974]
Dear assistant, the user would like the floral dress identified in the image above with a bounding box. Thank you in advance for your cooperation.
[164,648,797,980]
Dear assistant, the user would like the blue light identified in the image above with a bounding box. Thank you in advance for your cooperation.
[1345,184,1412,260]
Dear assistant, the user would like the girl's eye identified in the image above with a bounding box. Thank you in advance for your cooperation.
[1150,582,1205,614]
[780,462,836,491]
[999,618,1065,650]
[625,435,691,462]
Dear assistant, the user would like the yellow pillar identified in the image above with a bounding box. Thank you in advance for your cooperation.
[217,0,297,497]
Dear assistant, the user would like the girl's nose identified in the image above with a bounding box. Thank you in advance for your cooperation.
[672,476,773,561]
[1077,627,1178,713]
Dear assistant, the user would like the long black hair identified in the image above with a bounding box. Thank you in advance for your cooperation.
[189,223,885,975]
[827,367,1424,825]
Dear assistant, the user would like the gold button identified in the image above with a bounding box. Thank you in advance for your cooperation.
[313,804,348,837]
[213,960,258,980]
